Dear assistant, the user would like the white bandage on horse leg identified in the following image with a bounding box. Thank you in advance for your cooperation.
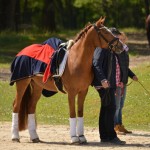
[69,118,77,137]
[11,113,19,139]
[77,117,84,136]
[28,114,39,140]
[77,117,87,143]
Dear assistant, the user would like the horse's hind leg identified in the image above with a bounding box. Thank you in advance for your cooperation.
[77,89,88,143]
[12,78,31,142]
[27,80,42,143]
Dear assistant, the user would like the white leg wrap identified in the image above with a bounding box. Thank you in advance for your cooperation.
[28,114,39,140]
[77,117,84,136]
[69,118,77,137]
[69,118,80,143]
[11,113,19,139]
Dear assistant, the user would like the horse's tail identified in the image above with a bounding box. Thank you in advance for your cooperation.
[18,84,32,131]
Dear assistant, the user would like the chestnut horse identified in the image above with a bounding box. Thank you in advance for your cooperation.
[11,17,124,144]
[146,14,150,47]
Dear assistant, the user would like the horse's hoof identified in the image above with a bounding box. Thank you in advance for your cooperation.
[79,135,87,144]
[12,138,20,143]
[31,138,40,143]
[71,136,80,144]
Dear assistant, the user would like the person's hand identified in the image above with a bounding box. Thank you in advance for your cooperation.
[132,76,138,81]
[118,82,124,88]
[101,80,110,88]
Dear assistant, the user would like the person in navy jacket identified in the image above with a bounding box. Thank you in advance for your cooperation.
[92,47,126,145]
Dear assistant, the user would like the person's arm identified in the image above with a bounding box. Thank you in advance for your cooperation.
[93,48,109,88]
[128,68,138,81]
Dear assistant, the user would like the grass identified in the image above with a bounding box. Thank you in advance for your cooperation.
[0,29,150,131]
[0,62,150,131]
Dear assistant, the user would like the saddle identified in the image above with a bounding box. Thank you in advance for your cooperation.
[42,40,74,97]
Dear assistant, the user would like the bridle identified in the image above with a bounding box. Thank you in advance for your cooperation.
[93,24,120,51]
[93,24,120,106]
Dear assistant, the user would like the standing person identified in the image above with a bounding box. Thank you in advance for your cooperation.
[92,47,126,145]
[110,28,138,134]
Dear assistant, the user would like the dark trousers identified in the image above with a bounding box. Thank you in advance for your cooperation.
[97,88,117,140]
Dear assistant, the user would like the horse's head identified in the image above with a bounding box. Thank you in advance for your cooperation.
[94,17,124,54]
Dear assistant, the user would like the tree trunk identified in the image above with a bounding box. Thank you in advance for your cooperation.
[15,0,20,32]
[0,0,17,30]
[144,0,149,17]
[43,0,56,31]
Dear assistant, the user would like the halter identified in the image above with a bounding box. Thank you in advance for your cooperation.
[93,24,119,51]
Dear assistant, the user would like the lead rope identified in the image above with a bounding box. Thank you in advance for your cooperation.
[126,80,150,96]
[138,80,150,96]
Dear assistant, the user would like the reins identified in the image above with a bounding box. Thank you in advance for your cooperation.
[137,80,150,96]
[93,24,117,106]
[93,24,109,43]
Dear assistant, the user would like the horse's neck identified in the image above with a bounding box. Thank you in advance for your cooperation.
[71,30,96,66]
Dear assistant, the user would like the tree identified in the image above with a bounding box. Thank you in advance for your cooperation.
[0,0,17,30]
[144,0,149,17]
[42,0,56,31]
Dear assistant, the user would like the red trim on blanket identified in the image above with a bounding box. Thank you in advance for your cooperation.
[17,44,55,64]
[17,44,55,83]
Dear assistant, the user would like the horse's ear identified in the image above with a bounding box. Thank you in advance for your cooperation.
[96,16,106,27]
[101,16,106,24]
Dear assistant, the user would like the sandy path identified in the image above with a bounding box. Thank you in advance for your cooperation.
[0,122,150,150]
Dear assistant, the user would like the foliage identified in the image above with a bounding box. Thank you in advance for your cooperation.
[0,0,148,32]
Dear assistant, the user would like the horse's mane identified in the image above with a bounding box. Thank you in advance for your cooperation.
[74,22,93,43]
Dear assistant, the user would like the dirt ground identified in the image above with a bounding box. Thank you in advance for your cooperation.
[0,122,150,150]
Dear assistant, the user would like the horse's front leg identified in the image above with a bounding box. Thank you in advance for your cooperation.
[27,81,42,143]
[68,92,80,144]
[77,89,88,144]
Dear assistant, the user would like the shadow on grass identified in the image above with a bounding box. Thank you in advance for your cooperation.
[0,32,67,64]
[1,31,150,65]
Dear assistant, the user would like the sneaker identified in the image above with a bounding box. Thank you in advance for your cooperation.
[114,125,126,135]
[109,137,126,145]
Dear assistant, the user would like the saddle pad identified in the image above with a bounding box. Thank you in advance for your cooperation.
[53,50,69,77]
[10,43,55,85]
